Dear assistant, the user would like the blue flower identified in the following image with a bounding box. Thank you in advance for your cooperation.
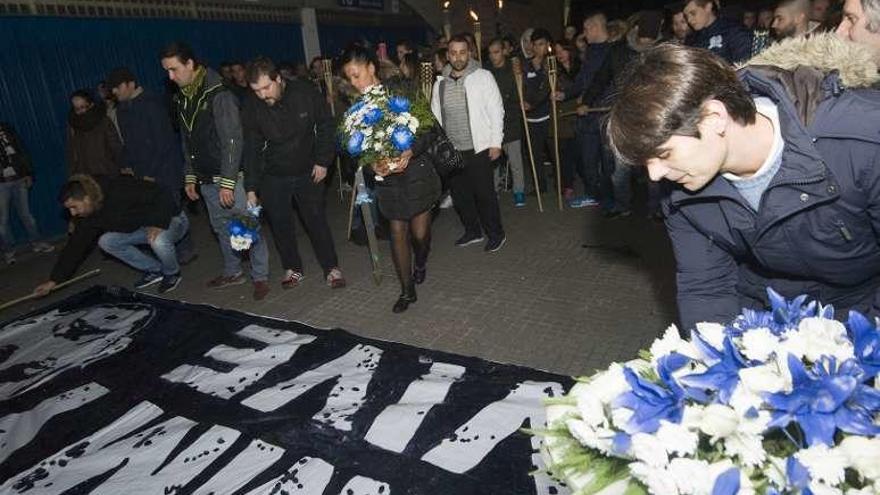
[228,219,245,236]
[711,467,740,495]
[678,335,748,404]
[363,107,383,125]
[785,456,811,492]
[730,288,819,336]
[347,131,365,156]
[767,287,816,330]
[346,99,365,116]
[390,126,414,151]
[388,95,411,114]
[612,357,689,434]
[765,355,880,447]
[847,310,880,378]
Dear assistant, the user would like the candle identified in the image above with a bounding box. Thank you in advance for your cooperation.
[470,9,482,62]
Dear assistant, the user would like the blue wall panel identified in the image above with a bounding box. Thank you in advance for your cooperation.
[0,16,303,241]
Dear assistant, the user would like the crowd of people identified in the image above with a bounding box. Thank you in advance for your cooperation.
[3,0,880,325]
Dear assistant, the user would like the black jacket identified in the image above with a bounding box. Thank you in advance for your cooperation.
[50,175,175,283]
[116,88,184,209]
[488,61,524,143]
[686,17,753,64]
[0,123,32,181]
[523,58,551,120]
[242,79,335,192]
[175,68,242,190]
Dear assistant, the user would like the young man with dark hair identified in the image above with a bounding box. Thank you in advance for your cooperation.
[607,40,880,331]
[684,0,753,62]
[396,39,416,64]
[159,41,271,300]
[772,0,812,39]
[431,34,506,252]
[106,66,196,266]
[33,174,186,296]
[487,37,527,207]
[522,28,553,195]
[242,56,345,290]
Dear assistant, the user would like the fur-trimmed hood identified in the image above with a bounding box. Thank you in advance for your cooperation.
[68,174,104,208]
[742,33,880,89]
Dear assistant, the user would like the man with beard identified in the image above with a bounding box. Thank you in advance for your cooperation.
[160,42,271,300]
[772,0,812,40]
[241,57,346,290]
[431,34,506,252]
[66,89,123,177]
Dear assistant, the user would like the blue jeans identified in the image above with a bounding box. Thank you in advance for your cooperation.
[200,182,269,281]
[0,179,40,251]
[98,212,189,276]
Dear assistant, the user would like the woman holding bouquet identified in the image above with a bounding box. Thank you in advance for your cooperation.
[341,45,442,313]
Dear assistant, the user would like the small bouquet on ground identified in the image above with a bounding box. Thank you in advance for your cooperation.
[339,86,435,178]
[535,288,880,495]
[228,204,262,252]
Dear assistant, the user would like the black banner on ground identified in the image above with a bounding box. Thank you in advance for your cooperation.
[0,287,572,494]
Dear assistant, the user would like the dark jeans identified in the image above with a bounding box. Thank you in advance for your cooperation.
[449,150,505,241]
[526,120,550,193]
[578,130,614,208]
[261,175,339,275]
[560,137,582,191]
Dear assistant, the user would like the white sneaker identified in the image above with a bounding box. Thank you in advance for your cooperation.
[439,195,454,209]
[32,242,54,253]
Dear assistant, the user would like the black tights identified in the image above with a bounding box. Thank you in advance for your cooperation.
[389,210,432,292]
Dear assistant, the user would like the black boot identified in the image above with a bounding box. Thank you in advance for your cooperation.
[413,265,427,285]
[392,283,417,313]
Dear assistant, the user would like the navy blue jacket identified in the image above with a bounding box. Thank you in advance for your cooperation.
[686,17,753,64]
[116,88,184,210]
[666,65,880,331]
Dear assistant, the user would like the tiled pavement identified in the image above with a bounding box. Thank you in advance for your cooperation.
[0,190,678,377]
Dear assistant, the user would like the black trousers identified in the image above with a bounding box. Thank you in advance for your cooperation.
[449,150,505,241]
[260,175,339,275]
[526,120,550,193]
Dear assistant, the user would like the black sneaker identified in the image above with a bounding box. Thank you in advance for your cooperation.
[455,233,485,247]
[158,273,182,294]
[134,272,164,289]
[484,235,507,253]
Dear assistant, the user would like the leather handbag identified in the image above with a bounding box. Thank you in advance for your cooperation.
[428,126,464,177]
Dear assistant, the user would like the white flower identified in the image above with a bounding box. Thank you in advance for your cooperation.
[738,362,790,395]
[373,142,383,151]
[587,363,630,403]
[723,428,767,467]
[780,317,854,362]
[727,383,764,415]
[706,460,756,495]
[610,406,634,430]
[395,115,408,125]
[629,461,680,495]
[809,482,845,495]
[698,404,739,439]
[631,433,669,467]
[680,404,705,430]
[765,455,788,491]
[375,131,385,139]
[667,458,712,495]
[363,126,374,136]
[408,115,419,128]
[649,325,699,363]
[797,444,847,486]
[565,419,615,455]
[656,420,698,457]
[576,395,605,427]
[838,436,880,480]
[845,485,880,495]
[695,322,727,353]
[739,327,780,362]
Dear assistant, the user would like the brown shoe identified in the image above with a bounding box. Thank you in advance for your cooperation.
[326,267,346,289]
[253,280,270,301]
[206,272,246,289]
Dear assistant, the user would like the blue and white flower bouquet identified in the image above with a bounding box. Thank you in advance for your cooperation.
[228,204,261,252]
[339,85,434,174]
[538,288,880,495]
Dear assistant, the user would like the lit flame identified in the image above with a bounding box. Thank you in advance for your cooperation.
[497,0,503,8]
[442,0,450,8]
[548,44,553,54]
[469,9,479,21]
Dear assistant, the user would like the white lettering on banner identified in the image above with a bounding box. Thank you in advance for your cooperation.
[338,475,391,495]
[1,402,167,493]
[420,380,565,474]
[365,361,466,453]
[162,325,317,399]
[244,456,335,494]
[241,344,382,431]
[0,304,154,399]
[193,438,285,494]
[0,383,109,464]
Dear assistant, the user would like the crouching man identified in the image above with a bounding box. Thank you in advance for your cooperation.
[606,36,880,331]
[34,174,187,296]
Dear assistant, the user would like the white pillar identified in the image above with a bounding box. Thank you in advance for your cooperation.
[301,7,322,61]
